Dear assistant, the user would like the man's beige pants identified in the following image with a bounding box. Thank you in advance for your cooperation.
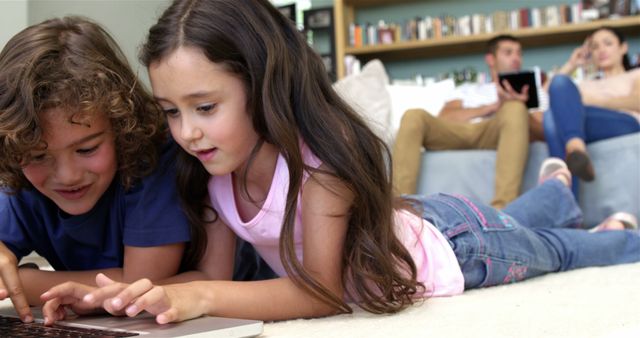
[392,101,529,209]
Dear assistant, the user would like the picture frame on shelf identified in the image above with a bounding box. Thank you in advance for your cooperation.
[277,3,296,23]
[304,8,332,29]
[303,6,336,81]
[321,54,333,73]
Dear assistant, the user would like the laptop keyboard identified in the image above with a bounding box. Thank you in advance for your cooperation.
[0,314,139,337]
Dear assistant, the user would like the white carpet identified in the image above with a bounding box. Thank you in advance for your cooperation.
[20,254,640,337]
[263,262,640,338]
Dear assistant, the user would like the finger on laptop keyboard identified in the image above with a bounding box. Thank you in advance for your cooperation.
[157,307,179,324]
[42,296,65,326]
[85,273,126,305]
[107,277,154,313]
[82,273,132,314]
[0,279,6,299]
[125,284,169,318]
[41,281,94,303]
[0,261,33,323]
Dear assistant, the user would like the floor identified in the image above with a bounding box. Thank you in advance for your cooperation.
[21,252,52,270]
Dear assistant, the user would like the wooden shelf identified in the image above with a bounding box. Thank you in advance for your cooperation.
[334,0,640,78]
[343,0,415,6]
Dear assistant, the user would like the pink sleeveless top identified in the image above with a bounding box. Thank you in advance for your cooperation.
[208,143,464,297]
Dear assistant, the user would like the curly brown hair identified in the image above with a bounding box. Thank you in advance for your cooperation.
[0,16,165,192]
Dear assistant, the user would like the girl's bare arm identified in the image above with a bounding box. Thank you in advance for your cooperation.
[95,169,353,322]
[19,242,185,305]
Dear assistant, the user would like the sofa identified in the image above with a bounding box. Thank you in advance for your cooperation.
[334,59,640,227]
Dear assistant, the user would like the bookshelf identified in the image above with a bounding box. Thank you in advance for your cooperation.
[334,0,640,79]
[304,6,337,81]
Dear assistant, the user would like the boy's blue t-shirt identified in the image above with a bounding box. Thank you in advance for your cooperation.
[0,140,191,271]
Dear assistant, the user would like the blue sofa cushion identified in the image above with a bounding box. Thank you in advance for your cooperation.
[416,133,640,227]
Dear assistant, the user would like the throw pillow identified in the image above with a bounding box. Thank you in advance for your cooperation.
[333,59,392,144]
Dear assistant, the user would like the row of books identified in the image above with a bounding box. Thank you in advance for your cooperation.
[347,2,624,48]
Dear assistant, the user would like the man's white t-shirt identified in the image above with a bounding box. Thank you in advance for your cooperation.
[445,80,548,123]
[447,82,498,109]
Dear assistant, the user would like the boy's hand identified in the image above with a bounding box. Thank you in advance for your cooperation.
[0,242,32,322]
[40,281,99,325]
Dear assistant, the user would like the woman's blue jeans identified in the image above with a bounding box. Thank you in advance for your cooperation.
[544,74,640,159]
[410,180,640,290]
[543,74,640,197]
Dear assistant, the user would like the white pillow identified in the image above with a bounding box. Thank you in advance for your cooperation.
[386,78,456,140]
[333,59,392,144]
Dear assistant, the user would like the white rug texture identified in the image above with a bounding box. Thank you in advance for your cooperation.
[263,262,640,338]
[21,254,640,337]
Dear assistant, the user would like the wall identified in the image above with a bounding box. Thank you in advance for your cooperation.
[342,0,640,80]
[26,0,170,85]
[1,0,170,87]
[0,0,28,48]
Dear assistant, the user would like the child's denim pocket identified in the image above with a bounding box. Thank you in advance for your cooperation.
[452,194,516,233]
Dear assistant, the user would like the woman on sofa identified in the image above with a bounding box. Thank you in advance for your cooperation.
[543,26,640,187]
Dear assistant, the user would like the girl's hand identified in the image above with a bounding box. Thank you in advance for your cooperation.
[40,282,99,325]
[99,274,205,324]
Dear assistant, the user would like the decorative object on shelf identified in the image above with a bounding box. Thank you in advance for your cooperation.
[303,6,336,81]
[277,3,296,23]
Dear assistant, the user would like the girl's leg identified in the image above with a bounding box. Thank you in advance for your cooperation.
[502,179,582,229]
[465,226,640,289]
[424,194,640,290]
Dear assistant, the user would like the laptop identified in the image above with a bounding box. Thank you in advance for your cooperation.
[0,306,263,337]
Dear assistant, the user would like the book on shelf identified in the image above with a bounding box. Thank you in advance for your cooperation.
[582,0,633,18]
[345,2,640,48]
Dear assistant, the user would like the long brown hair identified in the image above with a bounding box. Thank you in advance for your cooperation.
[141,0,422,313]
[0,16,165,191]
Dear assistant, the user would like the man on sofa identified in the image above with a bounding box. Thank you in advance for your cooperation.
[393,34,540,209]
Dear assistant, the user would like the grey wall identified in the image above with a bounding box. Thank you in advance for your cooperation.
[1,0,171,87]
[0,0,28,48]
[26,0,170,84]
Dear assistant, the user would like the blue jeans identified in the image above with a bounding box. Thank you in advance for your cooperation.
[410,180,640,290]
[544,74,640,159]
[544,74,640,197]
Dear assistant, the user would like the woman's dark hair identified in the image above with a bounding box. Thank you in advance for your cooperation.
[0,16,165,191]
[593,26,631,70]
[141,0,423,314]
